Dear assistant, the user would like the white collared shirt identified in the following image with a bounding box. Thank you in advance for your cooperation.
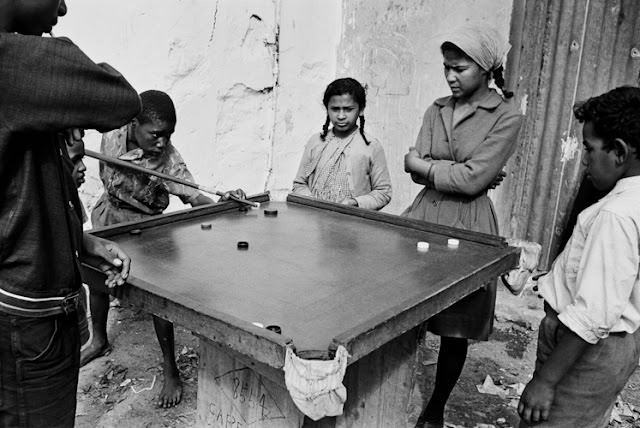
[539,176,640,344]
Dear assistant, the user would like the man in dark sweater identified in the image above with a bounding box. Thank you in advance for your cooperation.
[0,1,141,426]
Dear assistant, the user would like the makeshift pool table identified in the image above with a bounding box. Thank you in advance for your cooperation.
[82,193,519,427]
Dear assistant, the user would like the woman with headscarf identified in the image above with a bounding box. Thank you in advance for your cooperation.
[404,24,523,427]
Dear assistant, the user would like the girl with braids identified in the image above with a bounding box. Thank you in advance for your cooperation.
[403,25,523,428]
[292,77,392,210]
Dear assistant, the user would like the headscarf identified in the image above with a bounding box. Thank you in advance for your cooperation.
[441,23,510,72]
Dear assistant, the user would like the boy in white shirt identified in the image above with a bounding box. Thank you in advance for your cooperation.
[518,86,640,427]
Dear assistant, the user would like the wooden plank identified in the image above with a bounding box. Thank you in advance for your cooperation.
[306,327,423,428]
[81,264,290,368]
[333,251,518,362]
[286,193,507,247]
[195,335,287,388]
[196,328,425,428]
[89,193,270,238]
[197,337,304,428]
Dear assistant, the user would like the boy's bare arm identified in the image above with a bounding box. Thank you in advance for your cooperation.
[189,189,246,207]
[191,193,215,206]
[518,330,590,424]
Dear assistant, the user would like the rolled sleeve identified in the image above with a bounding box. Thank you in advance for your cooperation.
[558,304,608,344]
[557,211,639,344]
[164,148,201,203]
[431,111,522,195]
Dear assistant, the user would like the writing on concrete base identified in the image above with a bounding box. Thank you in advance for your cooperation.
[202,367,287,427]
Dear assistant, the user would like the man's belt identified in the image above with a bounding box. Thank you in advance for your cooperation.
[0,287,80,318]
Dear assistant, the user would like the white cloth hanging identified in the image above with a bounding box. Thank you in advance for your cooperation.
[283,345,350,421]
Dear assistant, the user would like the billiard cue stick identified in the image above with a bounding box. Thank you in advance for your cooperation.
[84,149,260,208]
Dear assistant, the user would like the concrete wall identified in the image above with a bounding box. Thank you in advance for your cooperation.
[57,0,513,227]
[336,0,514,213]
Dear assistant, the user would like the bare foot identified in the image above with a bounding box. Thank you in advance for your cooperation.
[80,340,112,367]
[157,373,183,408]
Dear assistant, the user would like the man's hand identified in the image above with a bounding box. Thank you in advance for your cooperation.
[489,170,507,189]
[82,233,131,288]
[518,375,555,425]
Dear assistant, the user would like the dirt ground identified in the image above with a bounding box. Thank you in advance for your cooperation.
[75,287,640,428]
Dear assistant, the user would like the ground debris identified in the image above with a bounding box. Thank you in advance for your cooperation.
[443,423,505,428]
[476,375,525,400]
[176,345,199,381]
[98,362,128,387]
[131,375,156,394]
[609,396,640,427]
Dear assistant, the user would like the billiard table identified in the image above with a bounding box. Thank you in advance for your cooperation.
[82,192,519,427]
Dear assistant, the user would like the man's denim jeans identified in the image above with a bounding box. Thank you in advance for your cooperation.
[0,312,80,427]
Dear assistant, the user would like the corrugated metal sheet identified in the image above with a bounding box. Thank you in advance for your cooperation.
[496,0,640,267]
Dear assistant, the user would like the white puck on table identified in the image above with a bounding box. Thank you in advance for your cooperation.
[417,241,430,252]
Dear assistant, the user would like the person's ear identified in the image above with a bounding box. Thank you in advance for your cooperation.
[613,138,630,165]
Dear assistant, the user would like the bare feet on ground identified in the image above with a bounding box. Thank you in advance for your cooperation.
[80,340,112,367]
[157,372,183,408]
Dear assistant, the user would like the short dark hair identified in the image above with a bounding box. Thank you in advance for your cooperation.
[137,90,176,125]
[574,86,640,158]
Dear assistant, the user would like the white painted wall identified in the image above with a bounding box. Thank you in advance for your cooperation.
[58,0,341,228]
[57,0,513,227]
[268,0,343,200]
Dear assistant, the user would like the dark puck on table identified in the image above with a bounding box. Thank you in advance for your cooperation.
[237,241,249,250]
[129,229,142,235]
[265,325,282,334]
[264,209,278,217]
[200,223,212,230]
[239,206,249,212]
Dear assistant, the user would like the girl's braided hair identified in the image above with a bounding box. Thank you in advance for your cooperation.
[320,78,370,145]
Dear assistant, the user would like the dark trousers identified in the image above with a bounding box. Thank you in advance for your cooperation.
[0,312,80,428]
[520,304,640,428]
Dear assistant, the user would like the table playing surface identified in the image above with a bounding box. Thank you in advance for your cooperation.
[84,193,518,368]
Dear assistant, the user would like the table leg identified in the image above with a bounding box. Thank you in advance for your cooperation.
[197,326,426,428]
[197,338,304,428]
[308,326,424,428]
